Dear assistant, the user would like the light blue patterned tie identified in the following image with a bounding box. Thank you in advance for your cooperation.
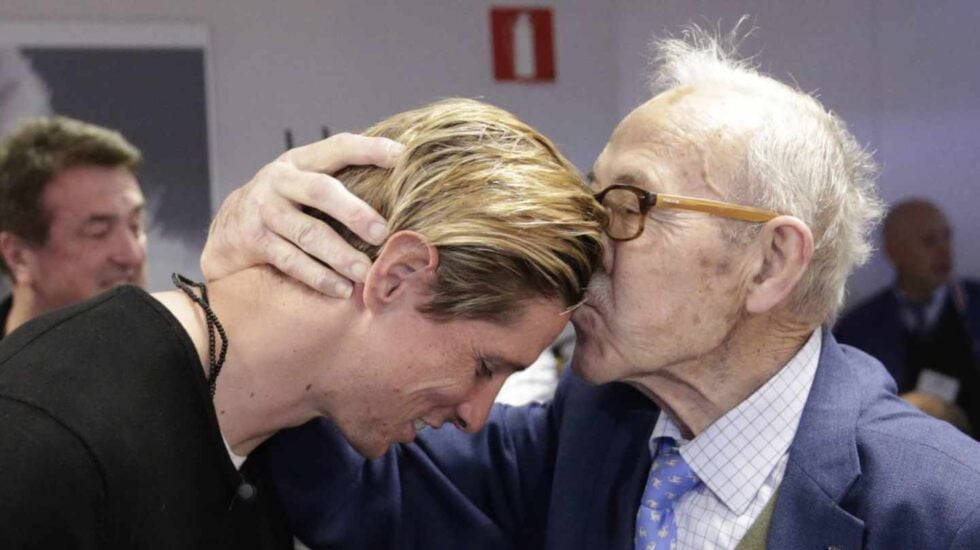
[634,437,700,550]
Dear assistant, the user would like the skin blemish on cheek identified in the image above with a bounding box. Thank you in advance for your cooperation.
[697,252,731,276]
[715,259,731,276]
[305,384,312,391]
[249,392,254,398]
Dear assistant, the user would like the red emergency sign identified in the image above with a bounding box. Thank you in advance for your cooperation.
[490,7,556,82]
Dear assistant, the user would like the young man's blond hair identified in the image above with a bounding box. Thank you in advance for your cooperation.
[319,98,605,321]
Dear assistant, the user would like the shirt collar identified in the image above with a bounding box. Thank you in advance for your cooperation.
[650,327,822,514]
[894,284,948,331]
[223,436,248,470]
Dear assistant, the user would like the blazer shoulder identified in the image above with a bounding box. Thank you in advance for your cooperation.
[854,396,980,503]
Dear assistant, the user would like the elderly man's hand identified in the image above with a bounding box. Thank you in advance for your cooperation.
[201,133,402,298]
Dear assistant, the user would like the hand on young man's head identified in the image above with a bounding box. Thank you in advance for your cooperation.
[201,133,402,297]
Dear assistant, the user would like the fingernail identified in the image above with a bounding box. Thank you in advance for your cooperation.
[369,222,388,242]
[334,282,352,299]
[350,262,369,280]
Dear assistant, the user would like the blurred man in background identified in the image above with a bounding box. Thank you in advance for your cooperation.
[836,198,980,436]
[0,116,146,336]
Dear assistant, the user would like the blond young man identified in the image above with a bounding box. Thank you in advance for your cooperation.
[0,99,602,548]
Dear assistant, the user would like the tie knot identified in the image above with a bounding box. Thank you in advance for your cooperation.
[904,299,932,335]
[653,436,680,457]
[649,437,699,494]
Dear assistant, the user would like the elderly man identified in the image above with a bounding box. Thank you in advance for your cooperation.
[234,30,980,549]
[0,99,603,548]
[0,116,147,336]
[836,199,980,435]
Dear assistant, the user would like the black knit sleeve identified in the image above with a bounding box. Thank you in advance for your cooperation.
[0,398,106,549]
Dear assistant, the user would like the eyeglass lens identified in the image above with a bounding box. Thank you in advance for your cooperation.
[599,187,643,240]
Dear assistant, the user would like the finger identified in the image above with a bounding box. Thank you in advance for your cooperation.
[283,133,404,174]
[262,200,375,283]
[261,233,357,298]
[274,167,388,245]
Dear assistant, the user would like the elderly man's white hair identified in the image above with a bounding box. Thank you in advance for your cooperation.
[648,24,885,323]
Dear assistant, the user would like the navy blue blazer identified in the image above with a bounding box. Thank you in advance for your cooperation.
[268,332,980,549]
[834,280,980,389]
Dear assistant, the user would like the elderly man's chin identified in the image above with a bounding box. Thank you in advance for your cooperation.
[569,343,622,385]
[570,311,622,385]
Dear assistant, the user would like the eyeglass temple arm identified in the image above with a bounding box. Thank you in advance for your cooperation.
[655,193,779,223]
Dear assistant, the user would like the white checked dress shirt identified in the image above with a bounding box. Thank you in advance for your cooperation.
[648,328,822,549]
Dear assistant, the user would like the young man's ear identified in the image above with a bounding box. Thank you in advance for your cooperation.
[745,216,814,315]
[0,232,35,286]
[361,231,438,311]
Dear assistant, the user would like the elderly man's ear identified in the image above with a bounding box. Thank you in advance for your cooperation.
[361,231,439,311]
[744,216,814,314]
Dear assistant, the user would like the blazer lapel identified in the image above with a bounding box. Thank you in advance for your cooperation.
[585,404,659,549]
[768,331,866,549]
[547,379,660,550]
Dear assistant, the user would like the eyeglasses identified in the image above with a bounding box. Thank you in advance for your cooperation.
[594,184,780,241]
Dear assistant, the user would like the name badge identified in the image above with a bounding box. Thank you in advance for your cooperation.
[915,369,960,401]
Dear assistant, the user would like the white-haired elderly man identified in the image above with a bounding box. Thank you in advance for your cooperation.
[204,28,980,550]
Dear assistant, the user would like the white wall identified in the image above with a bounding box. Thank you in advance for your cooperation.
[614,0,980,306]
[0,0,617,184]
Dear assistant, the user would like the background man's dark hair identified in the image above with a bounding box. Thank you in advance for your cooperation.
[0,116,143,275]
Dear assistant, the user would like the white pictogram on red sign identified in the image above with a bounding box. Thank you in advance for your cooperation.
[490,7,555,82]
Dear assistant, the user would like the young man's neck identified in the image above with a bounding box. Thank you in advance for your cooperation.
[155,267,354,456]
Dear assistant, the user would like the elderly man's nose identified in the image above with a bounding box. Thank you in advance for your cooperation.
[601,233,615,273]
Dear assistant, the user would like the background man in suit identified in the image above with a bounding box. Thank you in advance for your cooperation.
[0,99,603,547]
[212,27,980,549]
[836,199,980,436]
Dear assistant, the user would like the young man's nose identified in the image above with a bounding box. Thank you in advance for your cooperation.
[453,376,508,433]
